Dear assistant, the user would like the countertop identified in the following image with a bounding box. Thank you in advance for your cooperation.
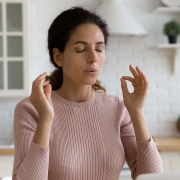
[0,148,14,155]
[154,137,180,151]
[0,137,180,155]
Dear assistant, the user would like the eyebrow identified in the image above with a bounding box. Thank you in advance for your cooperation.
[73,41,105,45]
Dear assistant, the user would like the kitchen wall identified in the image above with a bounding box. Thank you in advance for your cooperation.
[0,0,180,142]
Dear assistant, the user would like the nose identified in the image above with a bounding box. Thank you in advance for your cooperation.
[87,49,98,63]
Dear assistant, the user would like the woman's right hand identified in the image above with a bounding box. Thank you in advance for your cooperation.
[29,72,54,123]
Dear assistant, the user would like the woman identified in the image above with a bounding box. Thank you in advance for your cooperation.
[12,6,163,180]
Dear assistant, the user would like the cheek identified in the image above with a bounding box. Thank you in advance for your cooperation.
[61,58,72,75]
[99,54,105,67]
[62,56,82,75]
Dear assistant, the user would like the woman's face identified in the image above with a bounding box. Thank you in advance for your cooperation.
[55,23,105,86]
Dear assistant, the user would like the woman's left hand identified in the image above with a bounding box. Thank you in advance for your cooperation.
[120,65,148,115]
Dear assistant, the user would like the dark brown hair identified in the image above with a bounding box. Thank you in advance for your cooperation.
[46,6,110,94]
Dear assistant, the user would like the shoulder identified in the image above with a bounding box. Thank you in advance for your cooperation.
[15,97,35,113]
[94,92,130,124]
[93,92,126,111]
[94,92,124,106]
[14,97,38,126]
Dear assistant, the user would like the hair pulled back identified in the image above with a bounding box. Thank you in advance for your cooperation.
[47,6,110,94]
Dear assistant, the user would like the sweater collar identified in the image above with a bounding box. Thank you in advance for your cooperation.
[52,90,95,107]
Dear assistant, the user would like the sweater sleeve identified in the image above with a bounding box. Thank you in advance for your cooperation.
[119,100,163,180]
[12,98,50,180]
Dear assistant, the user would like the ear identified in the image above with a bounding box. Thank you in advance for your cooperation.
[53,48,63,67]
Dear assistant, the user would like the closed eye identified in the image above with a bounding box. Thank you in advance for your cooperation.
[76,49,85,53]
[76,49,103,53]
[96,49,102,52]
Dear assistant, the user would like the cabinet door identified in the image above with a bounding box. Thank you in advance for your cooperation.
[7,61,23,89]
[160,152,180,172]
[0,155,14,177]
[0,61,3,90]
[0,0,29,97]
[0,3,2,32]
[0,3,3,90]
[6,3,22,32]
[169,152,180,172]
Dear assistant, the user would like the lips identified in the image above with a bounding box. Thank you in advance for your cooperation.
[85,67,98,72]
[84,67,99,76]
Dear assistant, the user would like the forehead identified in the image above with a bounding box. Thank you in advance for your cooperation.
[68,23,104,44]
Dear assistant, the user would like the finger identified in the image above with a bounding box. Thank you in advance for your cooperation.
[140,73,144,88]
[122,76,134,83]
[122,76,139,88]
[136,66,144,87]
[135,66,142,77]
[43,80,50,86]
[129,65,139,78]
[36,75,48,85]
[129,65,141,85]
[32,72,46,87]
[32,73,48,91]
[35,72,47,81]
[44,84,52,104]
[42,81,50,91]
[120,78,130,97]
[141,72,149,89]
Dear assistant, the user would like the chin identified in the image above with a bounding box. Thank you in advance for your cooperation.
[83,79,97,85]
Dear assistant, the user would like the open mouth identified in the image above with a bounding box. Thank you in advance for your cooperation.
[85,67,98,74]
[85,70,97,75]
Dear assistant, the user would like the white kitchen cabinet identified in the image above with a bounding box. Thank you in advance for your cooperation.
[119,150,180,179]
[119,176,131,180]
[0,155,13,178]
[119,162,131,180]
[159,151,180,172]
[0,0,29,97]
[119,175,131,180]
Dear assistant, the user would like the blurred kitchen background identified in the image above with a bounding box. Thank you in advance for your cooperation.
[0,0,180,179]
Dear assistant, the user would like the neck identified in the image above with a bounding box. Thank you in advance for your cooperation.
[56,83,92,102]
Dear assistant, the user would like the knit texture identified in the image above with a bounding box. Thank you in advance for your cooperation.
[12,91,163,180]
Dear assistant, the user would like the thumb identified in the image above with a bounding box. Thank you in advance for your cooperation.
[120,78,130,98]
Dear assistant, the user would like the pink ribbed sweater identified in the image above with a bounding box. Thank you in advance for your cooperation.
[12,91,163,180]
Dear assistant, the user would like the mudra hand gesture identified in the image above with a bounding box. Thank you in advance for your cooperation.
[120,65,148,116]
